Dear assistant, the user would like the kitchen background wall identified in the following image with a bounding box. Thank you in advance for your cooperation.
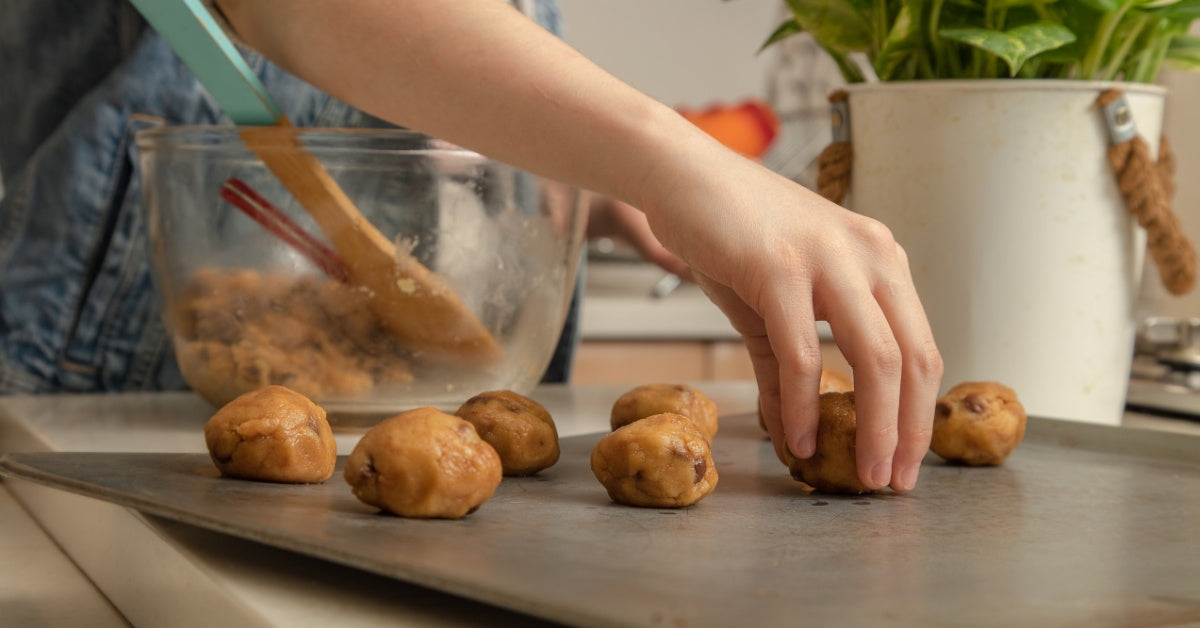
[558,2,1200,320]
[1151,66,1200,319]
[556,1,784,109]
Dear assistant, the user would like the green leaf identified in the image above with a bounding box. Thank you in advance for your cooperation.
[1167,33,1200,68]
[881,1,926,49]
[1074,0,1125,12]
[939,22,1077,75]
[1143,0,1200,20]
[875,1,927,79]
[994,0,1062,7]
[942,0,985,10]
[1035,3,1101,64]
[758,18,804,53]
[782,0,875,53]
[829,50,869,82]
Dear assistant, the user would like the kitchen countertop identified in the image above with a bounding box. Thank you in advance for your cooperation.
[0,384,757,627]
[1,385,1198,626]
[0,476,128,626]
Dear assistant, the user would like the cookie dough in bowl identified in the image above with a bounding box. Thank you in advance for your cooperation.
[455,389,559,476]
[344,407,503,518]
[204,385,337,483]
[932,381,1027,466]
[591,413,718,508]
[610,383,719,442]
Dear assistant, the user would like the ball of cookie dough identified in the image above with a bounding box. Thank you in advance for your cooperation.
[931,381,1027,466]
[344,407,502,518]
[781,391,874,495]
[610,383,718,442]
[455,390,559,476]
[758,366,854,432]
[591,413,718,508]
[204,385,337,483]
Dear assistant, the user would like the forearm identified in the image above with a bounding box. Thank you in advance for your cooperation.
[215,0,733,218]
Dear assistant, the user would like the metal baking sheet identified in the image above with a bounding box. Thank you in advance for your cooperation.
[3,415,1200,627]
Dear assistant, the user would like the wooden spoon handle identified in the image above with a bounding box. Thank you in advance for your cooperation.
[239,122,395,256]
[239,122,502,364]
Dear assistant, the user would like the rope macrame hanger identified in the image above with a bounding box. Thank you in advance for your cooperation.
[815,90,852,205]
[814,87,1196,296]
[1097,88,1195,295]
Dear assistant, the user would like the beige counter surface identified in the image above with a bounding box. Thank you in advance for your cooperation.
[2,384,1198,626]
[0,482,128,626]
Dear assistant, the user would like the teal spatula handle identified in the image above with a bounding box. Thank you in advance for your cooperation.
[128,0,283,126]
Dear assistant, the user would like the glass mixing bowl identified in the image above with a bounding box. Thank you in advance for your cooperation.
[137,126,586,416]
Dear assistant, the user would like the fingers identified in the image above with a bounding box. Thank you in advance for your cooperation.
[760,284,823,460]
[749,335,790,466]
[640,246,691,279]
[821,283,903,491]
[874,244,943,491]
[614,202,687,274]
[819,228,942,493]
[694,274,819,463]
[587,197,690,277]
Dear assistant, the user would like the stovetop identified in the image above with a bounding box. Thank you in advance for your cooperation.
[1125,317,1200,419]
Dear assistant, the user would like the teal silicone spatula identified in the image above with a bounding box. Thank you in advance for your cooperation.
[129,0,501,364]
[128,0,282,126]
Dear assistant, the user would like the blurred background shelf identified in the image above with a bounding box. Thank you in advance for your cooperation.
[577,260,841,383]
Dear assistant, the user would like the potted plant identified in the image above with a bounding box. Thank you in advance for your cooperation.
[763,0,1200,83]
[759,0,1200,425]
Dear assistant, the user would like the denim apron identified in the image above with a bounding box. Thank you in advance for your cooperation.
[0,0,579,393]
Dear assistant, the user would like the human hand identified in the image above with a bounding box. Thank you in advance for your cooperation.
[587,196,691,279]
[639,151,943,493]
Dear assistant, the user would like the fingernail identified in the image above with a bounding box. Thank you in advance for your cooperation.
[897,464,920,492]
[791,433,816,459]
[870,460,893,489]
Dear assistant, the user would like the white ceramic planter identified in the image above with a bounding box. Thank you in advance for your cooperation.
[845,80,1165,425]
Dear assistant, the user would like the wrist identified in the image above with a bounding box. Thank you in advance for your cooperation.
[623,110,766,247]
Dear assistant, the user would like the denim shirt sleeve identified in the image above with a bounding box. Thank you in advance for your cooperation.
[0,1,579,394]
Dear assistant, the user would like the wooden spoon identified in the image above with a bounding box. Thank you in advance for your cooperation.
[130,0,502,364]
